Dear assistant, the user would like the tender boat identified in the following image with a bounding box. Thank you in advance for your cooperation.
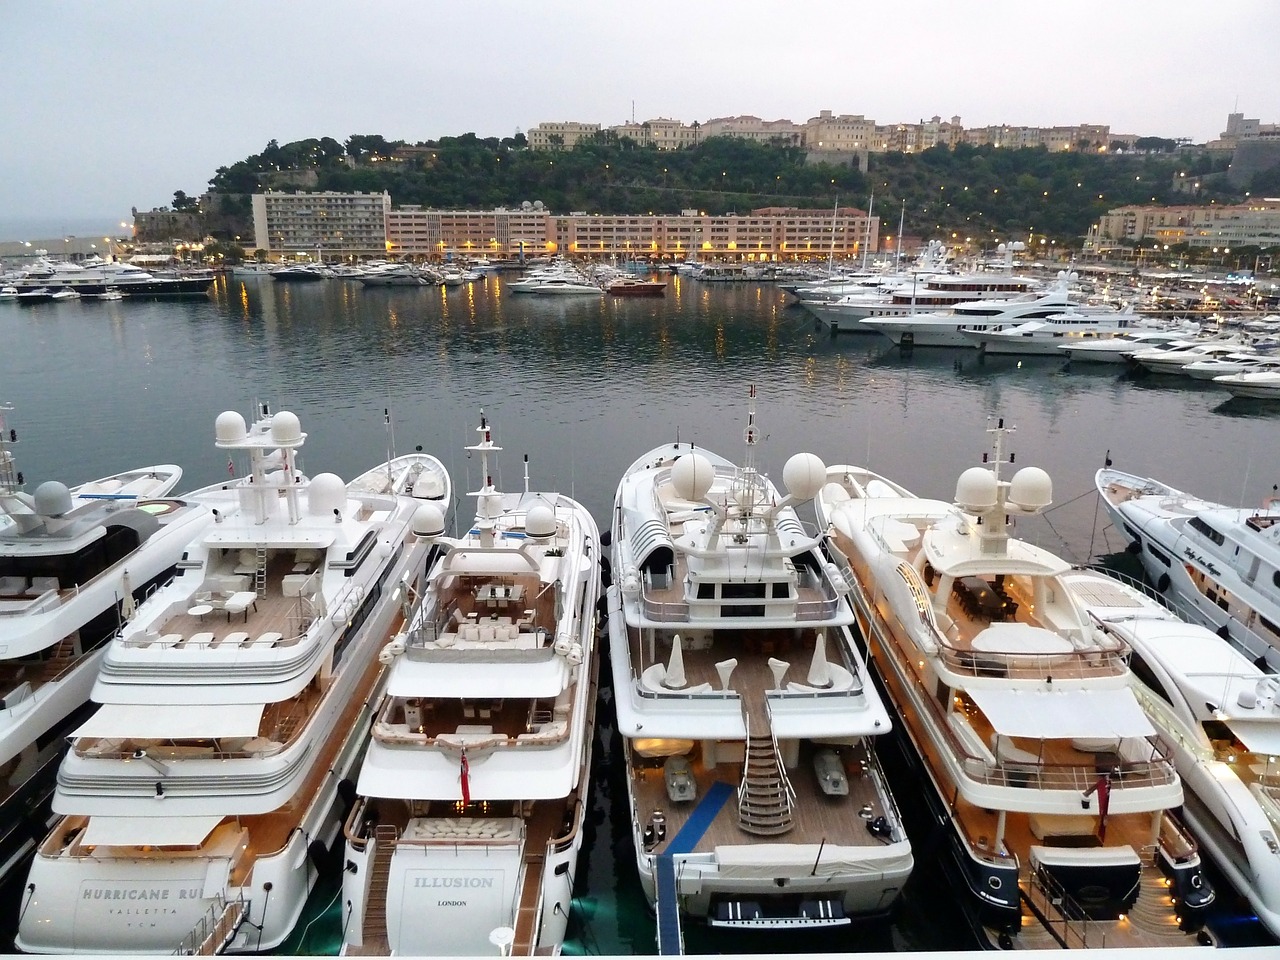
[0,405,194,883]
[1064,566,1280,939]
[16,406,444,955]
[1097,467,1280,669]
[606,276,668,297]
[816,421,1212,948]
[341,412,600,956]
[607,387,911,938]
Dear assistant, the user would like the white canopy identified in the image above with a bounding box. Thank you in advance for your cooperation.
[387,658,567,699]
[1228,719,1280,756]
[83,814,224,848]
[967,687,1155,740]
[74,703,265,740]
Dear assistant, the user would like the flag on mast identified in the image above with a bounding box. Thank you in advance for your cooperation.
[460,749,471,805]
[227,456,235,477]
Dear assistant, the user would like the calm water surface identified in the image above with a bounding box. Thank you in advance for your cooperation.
[2,275,1278,952]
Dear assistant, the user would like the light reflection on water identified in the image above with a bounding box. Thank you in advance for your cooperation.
[2,275,1278,952]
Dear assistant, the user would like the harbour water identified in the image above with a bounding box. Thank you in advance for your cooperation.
[1,273,1278,953]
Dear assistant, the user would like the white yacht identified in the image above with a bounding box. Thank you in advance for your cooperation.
[959,309,1181,356]
[1215,369,1280,399]
[1187,354,1280,382]
[0,406,194,883]
[1060,328,1200,364]
[341,413,600,956]
[859,271,1111,347]
[816,422,1212,949]
[803,271,1040,333]
[357,262,432,287]
[1097,467,1280,669]
[1064,566,1280,939]
[1129,337,1257,375]
[8,259,212,298]
[607,388,911,937]
[16,407,446,955]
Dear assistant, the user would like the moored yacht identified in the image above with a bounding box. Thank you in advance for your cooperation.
[1097,467,1280,669]
[960,310,1183,356]
[1064,566,1280,938]
[860,271,1110,347]
[8,260,213,298]
[341,413,600,956]
[816,421,1212,948]
[607,387,911,938]
[0,405,193,882]
[16,407,444,955]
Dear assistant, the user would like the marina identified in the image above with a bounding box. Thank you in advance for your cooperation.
[0,271,1278,953]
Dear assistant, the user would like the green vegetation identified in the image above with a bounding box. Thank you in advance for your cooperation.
[203,133,1247,245]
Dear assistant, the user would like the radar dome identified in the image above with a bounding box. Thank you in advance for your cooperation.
[411,503,446,538]
[525,503,557,539]
[270,411,303,444]
[670,453,714,502]
[1009,467,1052,511]
[955,468,998,512]
[307,473,346,516]
[783,452,827,502]
[215,411,248,443]
[34,481,73,517]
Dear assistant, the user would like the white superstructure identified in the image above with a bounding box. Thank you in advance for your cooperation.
[0,405,194,884]
[859,271,1110,347]
[607,387,911,933]
[1064,566,1280,939]
[1098,467,1280,670]
[16,407,445,955]
[816,421,1213,948]
[341,412,600,957]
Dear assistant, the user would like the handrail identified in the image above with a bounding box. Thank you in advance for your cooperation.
[173,891,248,955]
[1025,865,1105,950]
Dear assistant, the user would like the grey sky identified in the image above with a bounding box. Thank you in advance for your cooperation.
[2,0,1275,222]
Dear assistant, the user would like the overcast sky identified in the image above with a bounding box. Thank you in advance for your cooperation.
[2,1,1276,224]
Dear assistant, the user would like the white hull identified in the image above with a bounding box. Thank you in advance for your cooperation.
[17,414,435,955]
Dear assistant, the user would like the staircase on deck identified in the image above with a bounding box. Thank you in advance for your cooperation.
[736,693,794,836]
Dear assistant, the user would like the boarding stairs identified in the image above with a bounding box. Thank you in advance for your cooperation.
[736,700,794,836]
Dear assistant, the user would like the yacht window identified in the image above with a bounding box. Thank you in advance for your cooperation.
[697,583,715,600]
[722,583,766,600]
[1260,614,1280,640]
[1146,542,1171,567]
[771,582,789,599]
[1129,651,1173,704]
[1188,516,1226,546]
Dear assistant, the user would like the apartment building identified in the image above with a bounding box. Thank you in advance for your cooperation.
[384,206,878,262]
[1095,199,1280,249]
[251,190,391,257]
[386,206,551,259]
[526,122,603,150]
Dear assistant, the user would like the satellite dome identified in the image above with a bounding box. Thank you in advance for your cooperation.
[783,452,826,502]
[307,473,346,516]
[270,411,303,444]
[411,503,446,538]
[33,481,73,517]
[215,410,248,443]
[670,453,714,502]
[1009,467,1052,511]
[955,468,998,512]
[525,503,557,539]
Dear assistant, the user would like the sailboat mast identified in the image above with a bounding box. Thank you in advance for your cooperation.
[827,197,838,275]
[894,201,906,271]
[861,192,875,271]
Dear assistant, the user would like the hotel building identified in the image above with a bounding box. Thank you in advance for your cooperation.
[251,190,392,258]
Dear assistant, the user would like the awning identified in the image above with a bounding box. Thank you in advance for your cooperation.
[73,703,265,740]
[967,687,1155,740]
[83,815,224,848]
[1228,720,1280,756]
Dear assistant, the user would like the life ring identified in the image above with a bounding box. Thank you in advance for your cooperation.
[1156,573,1171,593]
